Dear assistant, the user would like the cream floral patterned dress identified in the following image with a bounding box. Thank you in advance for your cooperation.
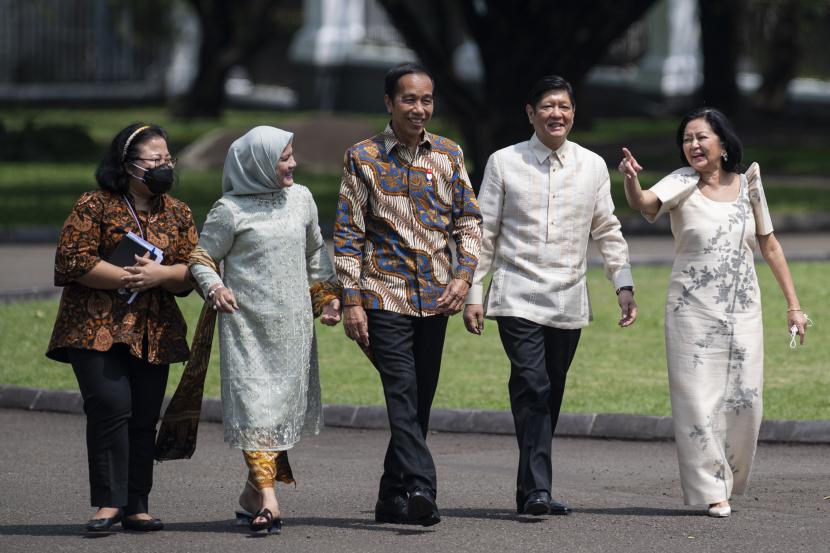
[644,162,773,505]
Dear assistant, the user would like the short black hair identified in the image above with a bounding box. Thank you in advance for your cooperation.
[384,62,434,98]
[95,123,168,194]
[527,75,574,108]
[675,107,743,172]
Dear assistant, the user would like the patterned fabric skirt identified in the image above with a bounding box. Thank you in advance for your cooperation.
[243,450,295,489]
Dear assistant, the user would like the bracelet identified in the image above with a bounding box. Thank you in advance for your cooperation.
[208,284,225,299]
[616,286,634,296]
[787,308,803,312]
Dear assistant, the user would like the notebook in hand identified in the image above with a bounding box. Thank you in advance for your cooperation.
[108,231,165,303]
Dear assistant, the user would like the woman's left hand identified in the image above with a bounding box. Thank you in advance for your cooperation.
[321,298,341,326]
[121,254,169,293]
[788,310,808,345]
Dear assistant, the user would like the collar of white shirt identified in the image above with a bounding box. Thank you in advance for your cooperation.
[529,132,569,167]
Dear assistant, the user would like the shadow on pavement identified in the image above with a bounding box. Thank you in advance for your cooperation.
[0,517,435,537]
[578,506,697,517]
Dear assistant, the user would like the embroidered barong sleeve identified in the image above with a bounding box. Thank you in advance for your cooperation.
[333,151,369,306]
[466,153,503,304]
[449,151,483,283]
[642,167,699,223]
[745,163,774,236]
[589,166,634,289]
[190,200,235,297]
[54,192,104,285]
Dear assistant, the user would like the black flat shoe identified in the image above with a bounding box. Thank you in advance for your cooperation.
[520,491,551,516]
[407,489,441,527]
[548,498,572,515]
[375,495,408,524]
[122,517,164,531]
[85,514,122,533]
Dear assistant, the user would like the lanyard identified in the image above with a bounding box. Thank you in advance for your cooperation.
[122,195,145,240]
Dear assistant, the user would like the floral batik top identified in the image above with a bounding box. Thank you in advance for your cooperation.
[47,189,199,365]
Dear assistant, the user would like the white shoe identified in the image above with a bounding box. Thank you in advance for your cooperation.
[707,504,731,517]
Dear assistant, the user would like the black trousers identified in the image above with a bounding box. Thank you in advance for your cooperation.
[496,317,581,505]
[367,310,448,500]
[69,345,169,515]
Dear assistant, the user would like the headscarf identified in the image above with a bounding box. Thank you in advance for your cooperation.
[222,126,294,195]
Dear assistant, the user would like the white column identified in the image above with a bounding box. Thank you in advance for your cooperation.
[289,0,367,66]
[635,0,701,96]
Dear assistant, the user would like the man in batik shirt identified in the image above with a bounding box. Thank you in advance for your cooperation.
[334,62,482,527]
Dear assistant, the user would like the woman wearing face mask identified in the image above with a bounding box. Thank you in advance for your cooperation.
[47,123,198,532]
[617,108,808,518]
[188,126,341,533]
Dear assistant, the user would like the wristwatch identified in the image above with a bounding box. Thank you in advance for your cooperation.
[616,286,634,296]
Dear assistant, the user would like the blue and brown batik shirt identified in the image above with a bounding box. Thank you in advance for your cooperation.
[334,124,482,316]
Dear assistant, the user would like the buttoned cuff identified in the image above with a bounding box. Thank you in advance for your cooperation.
[612,268,634,291]
[466,283,484,305]
[342,288,362,306]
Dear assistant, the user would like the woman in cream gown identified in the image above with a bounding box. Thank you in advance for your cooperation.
[617,108,808,517]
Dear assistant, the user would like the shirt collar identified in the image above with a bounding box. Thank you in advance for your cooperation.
[382,123,433,155]
[529,132,569,166]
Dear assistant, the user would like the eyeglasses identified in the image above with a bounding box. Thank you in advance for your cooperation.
[133,156,177,168]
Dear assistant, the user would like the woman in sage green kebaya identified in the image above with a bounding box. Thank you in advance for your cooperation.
[189,126,341,533]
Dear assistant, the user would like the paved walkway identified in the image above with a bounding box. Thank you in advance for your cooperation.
[0,409,828,553]
[2,233,829,301]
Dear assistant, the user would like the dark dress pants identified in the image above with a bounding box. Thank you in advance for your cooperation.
[496,317,581,506]
[69,345,169,515]
[367,310,448,500]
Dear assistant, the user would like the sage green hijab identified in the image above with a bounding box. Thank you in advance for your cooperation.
[222,126,294,195]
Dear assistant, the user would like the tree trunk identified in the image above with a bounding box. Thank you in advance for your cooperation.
[377,0,656,182]
[753,1,801,113]
[174,0,278,118]
[698,0,741,114]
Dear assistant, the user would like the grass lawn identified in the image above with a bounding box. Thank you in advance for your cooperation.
[3,107,830,230]
[2,164,829,233]
[1,262,826,420]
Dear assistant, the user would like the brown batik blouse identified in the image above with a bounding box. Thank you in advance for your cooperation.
[46,190,199,365]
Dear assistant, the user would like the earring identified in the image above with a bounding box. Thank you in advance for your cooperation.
[721,151,728,162]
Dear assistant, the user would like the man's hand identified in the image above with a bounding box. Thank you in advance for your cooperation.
[321,298,341,326]
[618,290,637,327]
[463,304,484,335]
[436,278,470,315]
[343,305,370,346]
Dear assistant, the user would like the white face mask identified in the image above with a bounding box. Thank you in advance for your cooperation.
[789,314,814,349]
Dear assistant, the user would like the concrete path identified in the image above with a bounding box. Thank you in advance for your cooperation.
[0,409,828,553]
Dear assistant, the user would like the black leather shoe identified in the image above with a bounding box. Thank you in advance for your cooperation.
[375,495,408,524]
[548,498,572,515]
[85,514,122,532]
[520,491,552,516]
[121,516,164,531]
[407,489,441,527]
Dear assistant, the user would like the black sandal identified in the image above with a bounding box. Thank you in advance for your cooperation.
[249,508,274,532]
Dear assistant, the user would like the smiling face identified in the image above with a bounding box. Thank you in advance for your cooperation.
[384,72,434,149]
[526,89,574,151]
[681,118,724,172]
[276,141,297,187]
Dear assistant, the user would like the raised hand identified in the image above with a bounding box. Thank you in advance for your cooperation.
[618,147,643,181]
